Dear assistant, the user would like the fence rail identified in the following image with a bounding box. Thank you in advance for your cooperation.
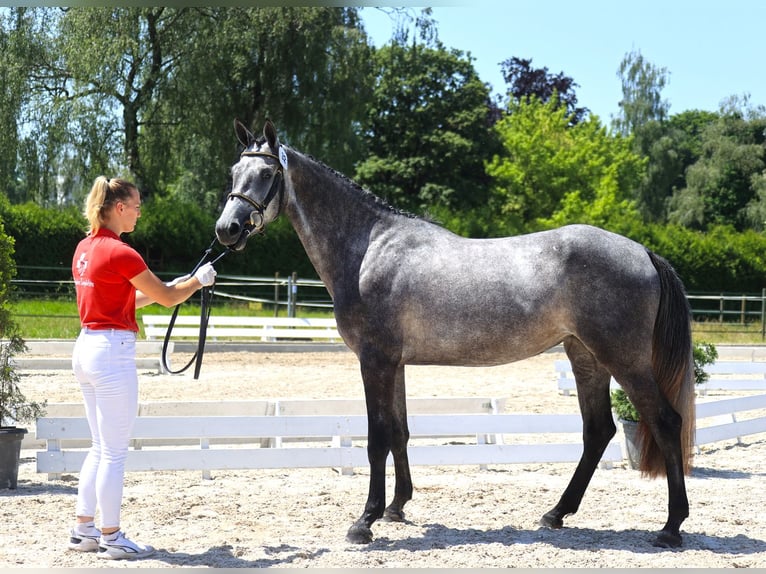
[11,271,766,337]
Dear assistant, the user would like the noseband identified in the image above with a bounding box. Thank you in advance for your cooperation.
[227,150,285,234]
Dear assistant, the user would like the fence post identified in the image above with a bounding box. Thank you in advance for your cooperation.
[719,293,724,323]
[741,294,746,325]
[762,289,766,341]
[289,272,298,318]
[273,272,280,317]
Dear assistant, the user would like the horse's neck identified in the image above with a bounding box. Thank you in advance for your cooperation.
[283,156,387,295]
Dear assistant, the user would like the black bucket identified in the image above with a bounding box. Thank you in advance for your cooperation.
[0,427,28,489]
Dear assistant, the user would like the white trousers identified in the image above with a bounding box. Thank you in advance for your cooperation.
[72,328,138,529]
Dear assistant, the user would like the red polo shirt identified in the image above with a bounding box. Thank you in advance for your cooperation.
[72,228,148,332]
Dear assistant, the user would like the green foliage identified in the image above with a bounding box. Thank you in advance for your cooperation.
[354,33,498,215]
[3,8,766,292]
[500,56,588,124]
[206,7,373,177]
[0,335,45,426]
[0,201,84,280]
[0,209,16,325]
[488,97,646,235]
[640,224,766,292]
[129,196,219,272]
[609,388,640,423]
[693,341,718,386]
[613,49,670,135]
[3,7,372,208]
[0,215,45,426]
[667,104,766,231]
[611,341,718,422]
[630,120,687,221]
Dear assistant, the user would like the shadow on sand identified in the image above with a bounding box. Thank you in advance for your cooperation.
[362,522,766,557]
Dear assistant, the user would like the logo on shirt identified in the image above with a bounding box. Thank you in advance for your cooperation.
[76,253,88,276]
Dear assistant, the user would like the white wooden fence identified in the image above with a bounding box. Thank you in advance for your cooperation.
[554,360,766,449]
[33,397,627,480]
[695,393,766,447]
[555,359,766,396]
[141,315,341,342]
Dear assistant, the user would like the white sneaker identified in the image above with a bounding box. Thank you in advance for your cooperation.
[67,524,101,552]
[97,530,155,560]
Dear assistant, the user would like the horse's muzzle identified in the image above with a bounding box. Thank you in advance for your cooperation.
[215,219,252,251]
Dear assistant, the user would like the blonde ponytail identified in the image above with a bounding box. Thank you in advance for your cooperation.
[83,176,137,232]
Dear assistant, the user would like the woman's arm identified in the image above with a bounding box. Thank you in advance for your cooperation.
[131,269,202,308]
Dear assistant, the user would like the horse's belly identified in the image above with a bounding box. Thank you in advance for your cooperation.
[400,319,565,366]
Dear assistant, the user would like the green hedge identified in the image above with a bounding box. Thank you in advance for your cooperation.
[1,197,765,293]
[0,201,84,281]
[0,198,316,284]
[640,224,766,293]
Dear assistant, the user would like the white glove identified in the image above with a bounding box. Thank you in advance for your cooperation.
[193,262,217,287]
[165,274,191,287]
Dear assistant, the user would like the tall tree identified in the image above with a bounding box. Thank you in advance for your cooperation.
[668,103,766,230]
[54,7,200,197]
[613,49,670,135]
[354,25,498,216]
[160,6,373,196]
[500,56,588,125]
[0,8,61,204]
[6,7,372,208]
[631,110,719,222]
[0,12,22,199]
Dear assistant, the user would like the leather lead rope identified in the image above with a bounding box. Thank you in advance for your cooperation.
[160,238,230,379]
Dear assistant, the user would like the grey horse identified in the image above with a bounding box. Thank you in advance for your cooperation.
[215,120,695,549]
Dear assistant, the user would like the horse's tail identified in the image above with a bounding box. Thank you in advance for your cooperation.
[640,250,695,478]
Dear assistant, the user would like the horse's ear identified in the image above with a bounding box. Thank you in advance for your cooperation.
[234,119,255,148]
[264,119,279,151]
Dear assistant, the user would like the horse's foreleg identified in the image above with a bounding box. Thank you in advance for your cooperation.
[542,346,615,529]
[346,354,397,544]
[384,366,412,522]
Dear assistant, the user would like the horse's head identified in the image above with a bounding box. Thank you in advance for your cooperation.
[215,119,287,251]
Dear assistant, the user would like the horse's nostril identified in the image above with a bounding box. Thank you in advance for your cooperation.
[215,219,241,245]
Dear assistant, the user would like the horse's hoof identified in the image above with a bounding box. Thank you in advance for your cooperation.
[346,524,373,544]
[383,507,405,522]
[539,512,564,529]
[653,530,682,548]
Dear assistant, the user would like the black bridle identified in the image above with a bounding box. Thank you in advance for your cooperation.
[160,238,231,379]
[161,149,284,378]
[226,149,285,235]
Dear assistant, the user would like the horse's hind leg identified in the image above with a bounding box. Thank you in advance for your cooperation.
[541,339,616,529]
[620,379,689,547]
[383,366,413,522]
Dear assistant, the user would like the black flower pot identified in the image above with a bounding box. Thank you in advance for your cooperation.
[620,419,641,470]
[0,427,27,489]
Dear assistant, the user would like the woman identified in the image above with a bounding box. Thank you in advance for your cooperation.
[68,176,216,560]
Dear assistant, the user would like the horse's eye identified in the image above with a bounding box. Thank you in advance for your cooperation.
[262,170,272,180]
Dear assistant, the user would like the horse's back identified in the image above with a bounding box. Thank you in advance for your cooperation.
[352,223,659,365]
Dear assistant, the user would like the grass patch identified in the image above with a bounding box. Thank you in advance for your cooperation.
[9,297,766,344]
[692,320,766,345]
[10,297,334,340]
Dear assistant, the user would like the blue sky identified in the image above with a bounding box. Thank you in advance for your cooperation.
[360,1,766,124]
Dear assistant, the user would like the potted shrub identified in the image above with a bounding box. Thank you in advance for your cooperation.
[611,341,718,469]
[0,334,46,489]
[0,216,46,488]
